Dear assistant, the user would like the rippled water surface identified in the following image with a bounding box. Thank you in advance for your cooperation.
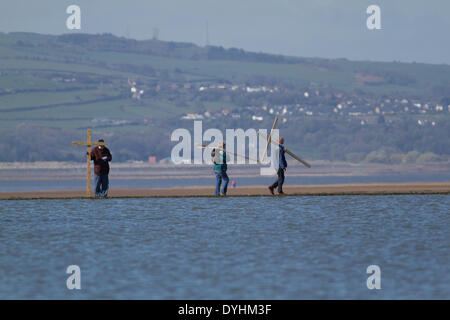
[2,172,450,191]
[0,195,449,299]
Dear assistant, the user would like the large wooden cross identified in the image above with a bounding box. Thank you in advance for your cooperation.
[72,129,106,197]
[261,116,278,162]
[258,117,311,168]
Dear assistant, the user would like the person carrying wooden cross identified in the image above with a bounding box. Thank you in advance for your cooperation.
[89,139,112,198]
[268,136,287,196]
[212,141,230,196]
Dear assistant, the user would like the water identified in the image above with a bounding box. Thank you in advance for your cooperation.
[0,195,449,299]
[1,172,450,192]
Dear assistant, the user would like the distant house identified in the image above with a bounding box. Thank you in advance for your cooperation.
[246,86,271,93]
[181,113,204,120]
[246,87,263,93]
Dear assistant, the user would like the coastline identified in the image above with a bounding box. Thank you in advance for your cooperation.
[0,182,449,200]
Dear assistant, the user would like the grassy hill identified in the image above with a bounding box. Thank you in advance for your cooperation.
[0,32,449,162]
[1,32,450,129]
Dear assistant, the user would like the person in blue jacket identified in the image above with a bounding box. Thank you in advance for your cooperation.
[212,141,230,196]
[268,136,287,195]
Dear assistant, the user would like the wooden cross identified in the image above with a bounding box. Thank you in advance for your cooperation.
[72,129,106,198]
[261,116,278,162]
[197,144,259,163]
[258,119,311,168]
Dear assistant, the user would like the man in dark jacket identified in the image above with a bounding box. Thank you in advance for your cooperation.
[268,136,287,195]
[90,139,112,198]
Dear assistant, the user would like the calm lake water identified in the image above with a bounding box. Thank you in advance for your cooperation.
[1,172,450,192]
[0,195,449,299]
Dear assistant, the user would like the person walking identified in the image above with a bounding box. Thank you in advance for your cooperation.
[90,139,112,198]
[212,142,230,196]
[268,136,287,195]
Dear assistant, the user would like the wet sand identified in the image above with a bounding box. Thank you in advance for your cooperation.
[0,182,449,199]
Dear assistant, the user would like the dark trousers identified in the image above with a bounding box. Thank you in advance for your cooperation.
[271,168,285,193]
[94,174,109,197]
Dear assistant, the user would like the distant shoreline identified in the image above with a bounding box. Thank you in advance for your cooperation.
[1,160,449,169]
[1,182,449,200]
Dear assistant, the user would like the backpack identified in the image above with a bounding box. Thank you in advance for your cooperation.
[211,148,217,164]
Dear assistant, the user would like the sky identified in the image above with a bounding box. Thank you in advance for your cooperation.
[0,0,449,64]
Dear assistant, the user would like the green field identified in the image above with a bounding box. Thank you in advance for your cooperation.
[0,31,449,133]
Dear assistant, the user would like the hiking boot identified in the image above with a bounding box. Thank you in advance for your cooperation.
[268,186,275,195]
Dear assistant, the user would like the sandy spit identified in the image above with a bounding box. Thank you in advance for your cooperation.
[0,182,449,200]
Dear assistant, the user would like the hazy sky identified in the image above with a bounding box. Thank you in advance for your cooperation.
[0,0,449,64]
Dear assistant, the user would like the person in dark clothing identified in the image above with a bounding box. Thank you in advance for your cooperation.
[268,136,287,195]
[90,139,112,198]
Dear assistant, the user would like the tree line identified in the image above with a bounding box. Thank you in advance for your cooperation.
[0,118,448,163]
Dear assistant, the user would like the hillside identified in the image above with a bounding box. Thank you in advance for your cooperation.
[0,32,449,162]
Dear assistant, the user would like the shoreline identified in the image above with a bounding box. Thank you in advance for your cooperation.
[0,182,449,200]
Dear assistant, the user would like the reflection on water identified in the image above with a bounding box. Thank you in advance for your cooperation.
[0,195,449,299]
